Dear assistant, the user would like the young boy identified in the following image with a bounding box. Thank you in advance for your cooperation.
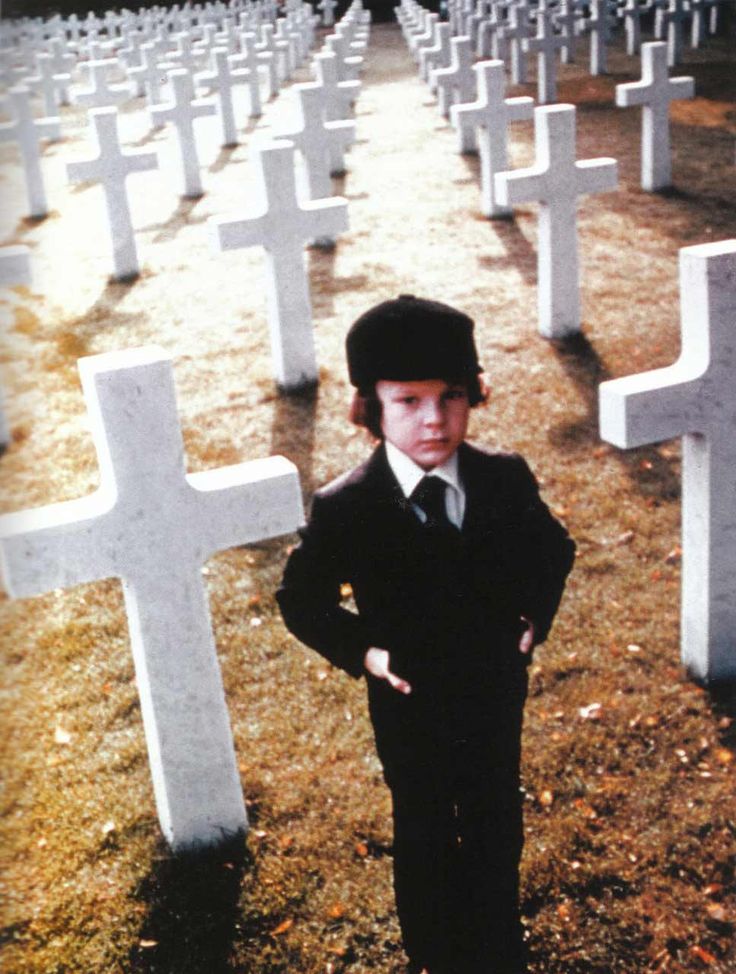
[277,295,575,974]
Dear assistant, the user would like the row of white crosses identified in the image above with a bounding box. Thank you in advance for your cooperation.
[0,0,370,851]
[398,0,700,333]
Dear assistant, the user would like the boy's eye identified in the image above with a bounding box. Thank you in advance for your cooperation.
[399,396,418,405]
[444,389,467,401]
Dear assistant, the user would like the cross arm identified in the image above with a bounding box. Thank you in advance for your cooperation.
[576,157,618,195]
[0,487,117,597]
[123,149,160,174]
[494,163,547,207]
[599,362,703,449]
[210,212,267,252]
[190,455,304,561]
[300,195,349,240]
[615,79,653,107]
[505,96,535,123]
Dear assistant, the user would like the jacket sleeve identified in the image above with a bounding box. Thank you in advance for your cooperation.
[276,490,371,678]
[512,455,576,645]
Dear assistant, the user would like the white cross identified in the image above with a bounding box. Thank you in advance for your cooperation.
[421,22,451,87]
[553,0,579,63]
[254,26,280,100]
[616,42,694,192]
[453,59,534,217]
[501,1,531,85]
[0,86,60,219]
[432,36,476,120]
[620,0,642,56]
[0,345,304,849]
[312,51,361,121]
[324,32,364,83]
[599,239,736,684]
[494,104,618,337]
[318,0,338,27]
[523,6,565,104]
[277,82,356,206]
[197,46,249,146]
[230,32,264,117]
[127,42,168,110]
[73,57,131,108]
[210,140,349,391]
[586,0,609,76]
[150,69,216,198]
[26,52,65,118]
[662,0,688,66]
[66,107,158,280]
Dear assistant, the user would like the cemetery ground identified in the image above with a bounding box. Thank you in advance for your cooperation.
[1,18,735,974]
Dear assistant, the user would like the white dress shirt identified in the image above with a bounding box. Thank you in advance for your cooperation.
[385,440,466,529]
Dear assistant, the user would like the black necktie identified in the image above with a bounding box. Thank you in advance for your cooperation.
[410,476,454,531]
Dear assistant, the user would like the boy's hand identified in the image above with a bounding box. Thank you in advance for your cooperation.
[519,617,536,656]
[364,647,412,695]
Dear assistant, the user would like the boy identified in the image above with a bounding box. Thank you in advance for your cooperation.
[277,295,575,973]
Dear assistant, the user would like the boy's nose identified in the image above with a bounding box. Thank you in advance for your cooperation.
[421,399,443,424]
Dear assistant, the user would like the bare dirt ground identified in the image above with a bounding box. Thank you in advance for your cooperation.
[1,18,735,974]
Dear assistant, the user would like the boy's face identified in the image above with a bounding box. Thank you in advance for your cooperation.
[375,378,470,470]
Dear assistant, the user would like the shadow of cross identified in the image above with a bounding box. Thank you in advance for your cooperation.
[210,140,348,393]
[599,240,736,686]
[0,346,304,850]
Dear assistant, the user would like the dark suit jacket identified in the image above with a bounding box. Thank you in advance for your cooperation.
[277,441,575,776]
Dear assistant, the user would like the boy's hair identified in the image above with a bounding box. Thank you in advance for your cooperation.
[350,375,488,440]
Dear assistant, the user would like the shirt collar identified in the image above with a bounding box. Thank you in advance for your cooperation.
[384,440,462,500]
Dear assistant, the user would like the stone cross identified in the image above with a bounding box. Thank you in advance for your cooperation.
[523,5,565,104]
[494,104,618,337]
[197,47,249,146]
[0,86,60,219]
[254,26,280,100]
[0,345,304,849]
[453,59,534,217]
[231,32,264,117]
[501,1,531,84]
[66,107,159,280]
[432,36,476,120]
[312,51,361,121]
[599,239,736,685]
[26,52,65,117]
[150,69,216,198]
[620,0,642,56]
[127,42,168,110]
[662,0,687,65]
[73,57,132,108]
[276,82,356,202]
[421,22,451,87]
[554,0,579,63]
[615,42,694,192]
[587,0,610,76]
[210,140,349,391]
[318,0,338,27]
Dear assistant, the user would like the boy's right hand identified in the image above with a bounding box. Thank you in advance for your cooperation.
[363,647,412,695]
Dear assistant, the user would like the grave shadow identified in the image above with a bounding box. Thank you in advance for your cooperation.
[148,196,210,244]
[270,383,318,500]
[209,139,252,174]
[476,217,538,286]
[711,682,736,748]
[549,333,681,502]
[128,833,250,974]
[48,276,142,362]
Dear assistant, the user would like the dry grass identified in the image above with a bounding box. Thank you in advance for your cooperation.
[1,19,735,974]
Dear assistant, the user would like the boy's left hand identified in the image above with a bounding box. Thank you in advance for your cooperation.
[518,616,535,656]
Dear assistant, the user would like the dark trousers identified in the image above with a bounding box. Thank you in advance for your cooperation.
[388,735,527,974]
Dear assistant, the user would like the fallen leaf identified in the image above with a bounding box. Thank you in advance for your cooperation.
[250,617,262,628]
[271,919,293,936]
[354,841,369,857]
[340,582,353,599]
[539,789,554,807]
[714,748,733,766]
[615,530,635,546]
[664,546,682,564]
[627,643,643,654]
[279,835,294,851]
[557,902,572,922]
[328,903,346,919]
[54,726,72,745]
[139,940,158,948]
[101,820,116,835]
[703,883,724,897]
[690,945,717,964]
